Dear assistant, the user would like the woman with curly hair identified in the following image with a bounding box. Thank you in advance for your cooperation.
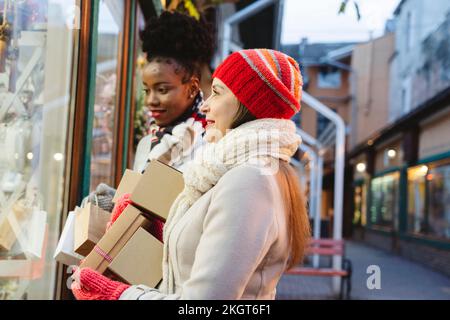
[86,11,215,213]
[133,10,215,174]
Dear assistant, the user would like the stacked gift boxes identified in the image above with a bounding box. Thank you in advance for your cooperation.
[54,160,184,288]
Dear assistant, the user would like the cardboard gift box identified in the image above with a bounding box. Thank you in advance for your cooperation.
[0,201,32,251]
[130,160,184,221]
[74,202,111,256]
[0,226,48,280]
[108,227,163,287]
[112,169,142,203]
[53,210,84,266]
[80,205,153,274]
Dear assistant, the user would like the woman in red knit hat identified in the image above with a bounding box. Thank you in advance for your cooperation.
[71,49,311,300]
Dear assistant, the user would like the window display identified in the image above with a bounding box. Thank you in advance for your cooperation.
[353,182,367,226]
[408,160,450,240]
[0,0,79,299]
[369,172,400,230]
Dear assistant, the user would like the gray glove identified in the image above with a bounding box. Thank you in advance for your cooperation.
[85,183,116,213]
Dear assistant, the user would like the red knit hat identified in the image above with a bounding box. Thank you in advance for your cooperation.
[213,49,303,119]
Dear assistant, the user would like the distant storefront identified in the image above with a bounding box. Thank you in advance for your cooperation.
[349,95,450,278]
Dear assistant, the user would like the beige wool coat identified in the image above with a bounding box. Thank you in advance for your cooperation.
[119,163,291,300]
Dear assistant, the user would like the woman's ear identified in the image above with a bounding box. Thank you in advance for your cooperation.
[189,76,200,98]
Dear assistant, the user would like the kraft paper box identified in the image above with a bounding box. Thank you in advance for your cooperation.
[53,210,83,266]
[0,201,32,251]
[74,203,111,256]
[108,227,163,287]
[112,169,142,203]
[80,205,152,274]
[130,160,184,222]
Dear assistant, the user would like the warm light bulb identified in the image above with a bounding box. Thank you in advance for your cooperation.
[387,149,396,158]
[419,165,428,176]
[356,162,366,173]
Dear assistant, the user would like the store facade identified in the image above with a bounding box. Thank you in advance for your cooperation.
[349,92,450,277]
[0,0,145,299]
[347,7,450,277]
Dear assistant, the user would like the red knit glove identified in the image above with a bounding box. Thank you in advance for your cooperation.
[71,267,130,300]
[107,193,132,230]
[149,218,165,243]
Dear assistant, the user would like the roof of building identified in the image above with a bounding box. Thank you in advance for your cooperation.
[282,41,357,67]
[280,44,301,61]
[325,44,355,62]
[393,0,407,16]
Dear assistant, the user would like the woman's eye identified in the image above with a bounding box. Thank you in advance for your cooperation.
[158,88,169,94]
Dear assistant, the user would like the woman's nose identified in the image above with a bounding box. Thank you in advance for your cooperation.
[146,91,159,106]
[200,98,210,114]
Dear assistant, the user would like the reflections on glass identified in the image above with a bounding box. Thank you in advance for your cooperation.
[89,0,124,192]
[0,0,78,299]
[370,172,400,230]
[408,161,450,240]
[353,184,367,226]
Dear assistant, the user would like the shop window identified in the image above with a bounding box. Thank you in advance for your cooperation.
[353,182,367,227]
[369,172,400,230]
[317,66,341,89]
[0,0,79,299]
[89,0,124,191]
[408,161,450,240]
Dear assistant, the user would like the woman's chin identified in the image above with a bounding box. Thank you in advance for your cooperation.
[204,126,224,143]
[154,118,170,127]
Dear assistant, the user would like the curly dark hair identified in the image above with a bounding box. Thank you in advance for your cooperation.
[140,11,215,82]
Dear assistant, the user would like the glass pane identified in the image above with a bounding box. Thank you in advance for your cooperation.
[407,162,450,240]
[89,0,124,191]
[370,172,400,230]
[407,165,427,235]
[353,185,362,225]
[353,183,367,226]
[0,0,79,299]
[427,163,450,239]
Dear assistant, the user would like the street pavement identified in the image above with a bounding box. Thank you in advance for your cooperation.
[276,240,450,300]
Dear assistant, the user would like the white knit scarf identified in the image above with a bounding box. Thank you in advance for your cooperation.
[160,118,302,294]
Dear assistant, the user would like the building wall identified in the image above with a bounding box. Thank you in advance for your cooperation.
[299,103,317,139]
[301,65,351,140]
[389,0,450,121]
[374,138,403,173]
[308,66,351,125]
[419,106,450,159]
[412,12,450,109]
[351,34,395,147]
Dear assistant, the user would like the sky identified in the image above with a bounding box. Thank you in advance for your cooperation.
[281,0,402,44]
